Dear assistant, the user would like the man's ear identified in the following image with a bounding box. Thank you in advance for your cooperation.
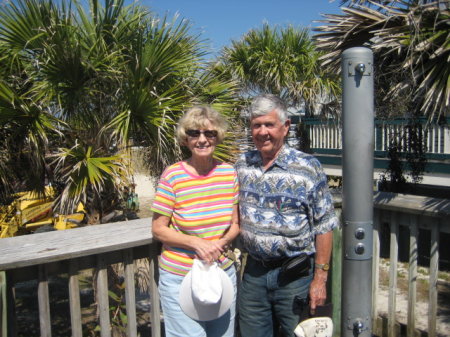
[284,119,291,135]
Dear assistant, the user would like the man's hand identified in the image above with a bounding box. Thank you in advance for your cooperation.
[310,231,332,314]
[309,269,328,315]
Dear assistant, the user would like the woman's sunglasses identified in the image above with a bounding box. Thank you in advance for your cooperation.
[186,129,218,139]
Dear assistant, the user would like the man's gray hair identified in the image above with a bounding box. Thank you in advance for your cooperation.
[250,94,289,123]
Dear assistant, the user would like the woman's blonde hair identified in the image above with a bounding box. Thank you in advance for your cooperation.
[176,106,228,146]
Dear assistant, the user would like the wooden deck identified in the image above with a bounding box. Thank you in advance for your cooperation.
[1,192,449,336]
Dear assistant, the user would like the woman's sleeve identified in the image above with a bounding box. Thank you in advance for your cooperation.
[150,175,175,217]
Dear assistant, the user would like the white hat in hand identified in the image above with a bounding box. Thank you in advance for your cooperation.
[294,317,333,337]
[179,259,234,321]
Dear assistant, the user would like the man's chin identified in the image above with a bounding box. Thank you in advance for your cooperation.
[255,143,272,151]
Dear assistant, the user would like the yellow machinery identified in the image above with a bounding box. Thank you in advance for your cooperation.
[0,186,86,238]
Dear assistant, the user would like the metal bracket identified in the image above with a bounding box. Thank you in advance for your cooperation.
[347,61,372,76]
[347,316,370,332]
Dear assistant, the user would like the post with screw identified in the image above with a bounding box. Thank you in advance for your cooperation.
[341,47,374,337]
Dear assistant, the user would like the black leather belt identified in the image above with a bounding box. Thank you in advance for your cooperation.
[250,255,287,269]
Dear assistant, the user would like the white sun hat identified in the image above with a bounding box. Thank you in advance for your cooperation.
[294,317,333,337]
[179,259,234,321]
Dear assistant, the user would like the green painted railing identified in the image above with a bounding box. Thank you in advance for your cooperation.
[298,117,450,174]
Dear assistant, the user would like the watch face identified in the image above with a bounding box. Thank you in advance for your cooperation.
[316,263,330,271]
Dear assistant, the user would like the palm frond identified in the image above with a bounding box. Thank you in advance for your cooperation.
[218,23,340,114]
[51,142,130,214]
[314,2,450,118]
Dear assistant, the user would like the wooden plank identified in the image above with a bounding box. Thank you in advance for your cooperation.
[373,192,450,222]
[149,245,161,337]
[97,254,111,337]
[372,209,381,334]
[407,215,418,337]
[428,221,440,337]
[124,249,137,337]
[0,271,6,337]
[6,245,152,284]
[38,264,51,337]
[69,259,82,337]
[0,219,154,270]
[388,212,398,337]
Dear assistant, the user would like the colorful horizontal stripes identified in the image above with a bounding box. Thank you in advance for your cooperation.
[151,161,239,275]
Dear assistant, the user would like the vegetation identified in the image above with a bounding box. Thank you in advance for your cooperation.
[314,0,449,187]
[0,0,241,220]
[314,0,449,120]
[214,23,341,116]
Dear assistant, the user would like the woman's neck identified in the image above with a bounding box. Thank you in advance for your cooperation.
[186,157,216,176]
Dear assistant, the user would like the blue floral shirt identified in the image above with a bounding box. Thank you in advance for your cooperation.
[235,145,339,261]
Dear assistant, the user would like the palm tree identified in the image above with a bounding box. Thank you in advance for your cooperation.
[0,0,240,219]
[314,0,450,119]
[215,23,341,116]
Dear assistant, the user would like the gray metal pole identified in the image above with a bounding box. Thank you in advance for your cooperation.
[341,47,374,337]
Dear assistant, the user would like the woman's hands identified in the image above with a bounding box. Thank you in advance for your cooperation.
[193,237,228,263]
[152,213,233,264]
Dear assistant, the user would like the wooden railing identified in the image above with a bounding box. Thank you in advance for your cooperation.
[370,192,450,337]
[302,117,450,156]
[0,219,161,337]
[330,192,450,337]
[0,192,449,336]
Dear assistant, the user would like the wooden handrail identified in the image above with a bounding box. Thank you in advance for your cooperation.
[0,219,153,271]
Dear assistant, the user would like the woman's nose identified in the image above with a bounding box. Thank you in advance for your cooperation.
[197,133,208,141]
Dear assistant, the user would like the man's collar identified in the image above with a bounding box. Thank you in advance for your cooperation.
[274,145,289,170]
[247,145,289,170]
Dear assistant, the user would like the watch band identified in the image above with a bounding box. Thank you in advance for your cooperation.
[315,262,330,271]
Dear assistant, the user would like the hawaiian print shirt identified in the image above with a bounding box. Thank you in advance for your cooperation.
[235,145,339,261]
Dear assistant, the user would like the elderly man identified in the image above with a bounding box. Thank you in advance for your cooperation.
[235,94,339,337]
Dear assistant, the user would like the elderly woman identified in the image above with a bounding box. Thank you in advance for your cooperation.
[151,106,240,337]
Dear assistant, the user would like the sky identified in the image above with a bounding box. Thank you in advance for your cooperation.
[139,0,344,56]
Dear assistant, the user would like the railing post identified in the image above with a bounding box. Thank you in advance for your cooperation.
[444,124,450,154]
[428,221,440,337]
[341,47,374,337]
[149,244,161,337]
[38,264,52,337]
[0,271,8,337]
[407,214,418,337]
[388,213,399,337]
[96,254,111,337]
[124,249,138,337]
[69,259,83,337]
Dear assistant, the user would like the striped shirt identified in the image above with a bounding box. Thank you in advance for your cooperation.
[151,161,239,276]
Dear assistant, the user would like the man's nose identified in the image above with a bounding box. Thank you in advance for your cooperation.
[258,125,269,134]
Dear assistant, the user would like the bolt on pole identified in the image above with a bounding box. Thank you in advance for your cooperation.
[341,47,374,337]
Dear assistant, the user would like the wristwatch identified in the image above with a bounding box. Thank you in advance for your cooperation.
[315,262,330,271]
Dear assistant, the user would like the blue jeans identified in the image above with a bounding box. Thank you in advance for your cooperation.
[238,256,313,337]
[159,266,237,337]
